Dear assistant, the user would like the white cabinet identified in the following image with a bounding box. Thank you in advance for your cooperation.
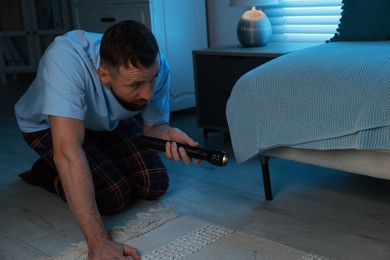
[71,0,208,111]
[72,0,151,33]
[0,0,71,84]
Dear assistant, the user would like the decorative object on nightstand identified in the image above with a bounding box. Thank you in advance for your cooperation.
[230,0,278,47]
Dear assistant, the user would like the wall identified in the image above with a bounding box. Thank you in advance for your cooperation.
[206,0,250,47]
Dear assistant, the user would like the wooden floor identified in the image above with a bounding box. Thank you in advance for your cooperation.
[1,75,390,260]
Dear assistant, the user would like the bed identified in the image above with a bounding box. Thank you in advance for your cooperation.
[226,0,390,200]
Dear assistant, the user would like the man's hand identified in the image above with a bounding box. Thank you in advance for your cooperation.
[143,124,200,164]
[160,127,200,165]
[88,239,140,260]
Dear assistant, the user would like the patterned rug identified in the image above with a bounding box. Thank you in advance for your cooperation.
[40,207,329,260]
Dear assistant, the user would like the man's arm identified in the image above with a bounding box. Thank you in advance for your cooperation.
[49,116,140,259]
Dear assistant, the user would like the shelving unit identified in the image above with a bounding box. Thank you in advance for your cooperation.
[0,0,71,84]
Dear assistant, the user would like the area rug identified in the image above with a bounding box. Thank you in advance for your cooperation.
[41,207,328,260]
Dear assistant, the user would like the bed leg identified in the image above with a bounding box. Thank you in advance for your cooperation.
[260,155,273,200]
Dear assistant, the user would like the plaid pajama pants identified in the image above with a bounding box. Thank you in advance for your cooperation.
[22,116,169,215]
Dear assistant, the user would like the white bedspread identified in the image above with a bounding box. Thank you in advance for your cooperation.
[226,41,390,163]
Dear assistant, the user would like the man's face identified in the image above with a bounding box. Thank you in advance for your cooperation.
[99,58,160,111]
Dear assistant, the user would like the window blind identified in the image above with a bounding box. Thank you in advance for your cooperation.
[262,0,343,42]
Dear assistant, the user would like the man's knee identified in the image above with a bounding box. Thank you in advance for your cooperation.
[96,183,132,215]
[144,179,169,200]
[137,171,169,200]
[95,169,169,214]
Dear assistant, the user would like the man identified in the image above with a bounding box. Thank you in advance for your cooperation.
[15,20,199,259]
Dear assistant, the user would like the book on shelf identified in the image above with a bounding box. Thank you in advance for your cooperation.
[51,0,63,29]
[36,0,63,30]
[3,41,15,66]
[3,38,24,66]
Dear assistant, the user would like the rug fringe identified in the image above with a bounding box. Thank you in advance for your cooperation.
[110,206,180,242]
[37,206,179,260]
[302,253,330,260]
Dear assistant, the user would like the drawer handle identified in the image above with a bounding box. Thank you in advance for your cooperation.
[101,17,116,23]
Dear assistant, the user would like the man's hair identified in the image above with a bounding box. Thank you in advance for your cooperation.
[100,20,159,72]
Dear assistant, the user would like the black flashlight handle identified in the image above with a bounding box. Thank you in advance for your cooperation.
[137,135,228,167]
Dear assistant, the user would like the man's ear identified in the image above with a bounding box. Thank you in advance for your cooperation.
[98,66,111,86]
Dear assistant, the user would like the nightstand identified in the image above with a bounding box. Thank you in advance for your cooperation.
[192,42,319,138]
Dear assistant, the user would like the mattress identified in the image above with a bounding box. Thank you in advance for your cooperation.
[262,148,390,180]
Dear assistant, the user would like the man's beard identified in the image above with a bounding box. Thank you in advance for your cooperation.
[110,89,147,111]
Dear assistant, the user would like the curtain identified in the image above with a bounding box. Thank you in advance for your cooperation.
[263,0,343,42]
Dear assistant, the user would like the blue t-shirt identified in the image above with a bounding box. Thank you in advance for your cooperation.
[15,30,170,133]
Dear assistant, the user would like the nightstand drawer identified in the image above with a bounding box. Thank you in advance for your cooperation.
[194,54,273,92]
